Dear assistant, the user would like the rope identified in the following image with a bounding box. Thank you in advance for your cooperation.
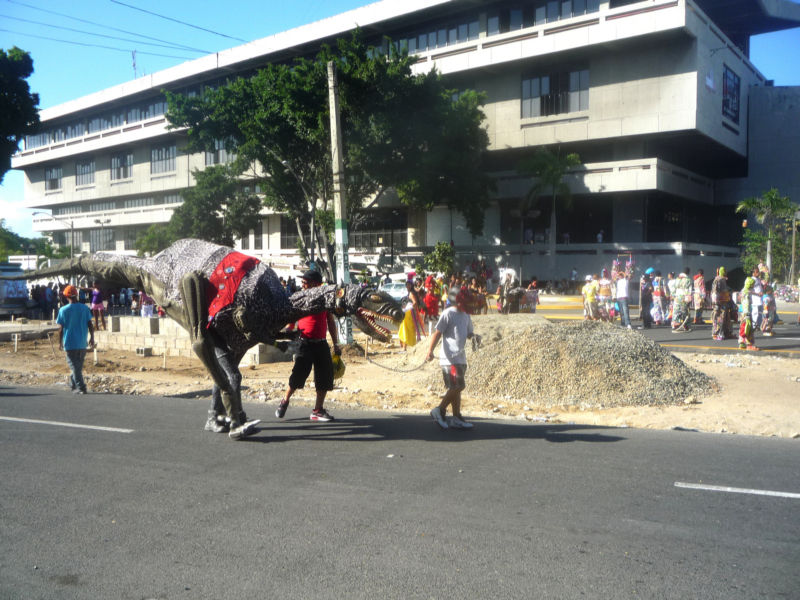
[363,352,429,373]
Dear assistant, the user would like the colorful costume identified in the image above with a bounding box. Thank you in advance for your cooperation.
[761,286,776,336]
[692,272,706,324]
[597,270,614,321]
[671,273,692,331]
[738,277,758,350]
[582,277,600,320]
[710,267,732,340]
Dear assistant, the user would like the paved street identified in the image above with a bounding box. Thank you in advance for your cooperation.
[1,386,797,599]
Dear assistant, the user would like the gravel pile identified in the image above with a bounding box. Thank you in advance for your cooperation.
[392,315,716,409]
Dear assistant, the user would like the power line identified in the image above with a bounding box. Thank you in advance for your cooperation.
[0,28,195,60]
[108,0,247,43]
[0,13,210,54]
[5,0,210,53]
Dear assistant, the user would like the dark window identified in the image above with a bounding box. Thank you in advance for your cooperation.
[45,166,62,191]
[111,152,134,180]
[76,159,95,186]
[722,65,740,124]
[254,220,263,250]
[151,144,176,174]
[522,68,589,118]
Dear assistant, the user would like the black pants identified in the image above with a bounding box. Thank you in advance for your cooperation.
[289,339,334,391]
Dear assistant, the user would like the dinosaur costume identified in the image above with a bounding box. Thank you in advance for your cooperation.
[5,239,403,438]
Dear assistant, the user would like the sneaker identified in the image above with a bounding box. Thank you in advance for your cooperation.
[430,407,448,429]
[448,416,474,430]
[204,413,229,433]
[275,400,289,419]
[746,345,760,351]
[310,409,334,422]
[229,419,260,440]
[73,389,87,395]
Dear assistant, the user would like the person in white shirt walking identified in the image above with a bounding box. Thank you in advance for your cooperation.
[426,286,475,430]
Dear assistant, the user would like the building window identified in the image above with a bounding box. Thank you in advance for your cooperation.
[111,152,134,180]
[241,231,250,250]
[151,144,176,174]
[90,227,114,252]
[124,196,154,208]
[280,216,309,250]
[722,65,740,124]
[522,68,589,118]
[76,159,95,186]
[45,166,62,191]
[254,219,263,250]
[162,193,182,204]
[205,138,235,166]
[88,200,116,212]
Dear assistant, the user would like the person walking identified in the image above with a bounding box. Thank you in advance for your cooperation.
[426,286,475,430]
[56,285,95,394]
[738,277,759,351]
[275,269,341,422]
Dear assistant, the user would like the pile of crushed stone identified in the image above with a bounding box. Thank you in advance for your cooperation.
[389,315,716,409]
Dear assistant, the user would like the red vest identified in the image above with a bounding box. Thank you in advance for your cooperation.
[207,252,260,326]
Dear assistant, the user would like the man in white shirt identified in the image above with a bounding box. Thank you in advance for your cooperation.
[614,268,631,328]
[426,286,475,430]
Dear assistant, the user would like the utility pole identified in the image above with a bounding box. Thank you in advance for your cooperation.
[791,210,799,288]
[327,60,352,343]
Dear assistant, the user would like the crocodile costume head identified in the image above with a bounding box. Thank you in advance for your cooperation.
[332,286,404,343]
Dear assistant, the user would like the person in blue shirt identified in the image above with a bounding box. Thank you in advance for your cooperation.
[56,284,95,394]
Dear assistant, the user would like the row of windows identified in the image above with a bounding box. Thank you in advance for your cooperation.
[390,0,601,54]
[722,65,740,124]
[25,98,170,150]
[43,145,176,190]
[52,193,182,218]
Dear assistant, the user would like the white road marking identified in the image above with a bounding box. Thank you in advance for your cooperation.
[675,481,800,499]
[0,416,133,433]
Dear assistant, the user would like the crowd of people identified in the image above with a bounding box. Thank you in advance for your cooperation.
[580,261,780,350]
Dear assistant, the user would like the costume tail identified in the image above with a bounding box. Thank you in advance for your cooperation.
[0,254,146,290]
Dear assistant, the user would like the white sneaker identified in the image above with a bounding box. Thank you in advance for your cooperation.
[448,416,474,430]
[430,407,448,429]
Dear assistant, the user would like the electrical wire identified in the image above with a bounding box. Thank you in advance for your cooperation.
[108,0,247,43]
[0,28,195,60]
[5,0,210,53]
[0,13,209,53]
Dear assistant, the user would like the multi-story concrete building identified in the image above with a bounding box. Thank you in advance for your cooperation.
[11,0,800,281]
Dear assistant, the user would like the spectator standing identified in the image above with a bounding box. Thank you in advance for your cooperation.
[89,282,106,331]
[639,268,654,329]
[526,277,541,313]
[750,267,764,330]
[582,275,600,320]
[56,285,95,394]
[597,269,613,321]
[710,267,733,340]
[738,277,759,350]
[614,267,632,328]
[275,270,341,421]
[398,279,425,349]
[651,271,667,325]
[761,285,776,336]
[426,287,475,430]
[671,267,693,332]
[692,269,707,324]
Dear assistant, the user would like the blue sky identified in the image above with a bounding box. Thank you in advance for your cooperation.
[1,0,799,238]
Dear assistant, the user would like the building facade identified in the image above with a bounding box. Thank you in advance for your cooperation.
[11,0,800,281]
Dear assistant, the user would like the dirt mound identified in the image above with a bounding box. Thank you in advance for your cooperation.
[390,315,716,409]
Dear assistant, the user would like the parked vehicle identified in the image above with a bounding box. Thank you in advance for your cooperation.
[380,280,409,304]
[0,263,28,318]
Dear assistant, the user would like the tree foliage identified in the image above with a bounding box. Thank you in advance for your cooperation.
[518,147,581,276]
[165,32,492,279]
[423,241,456,277]
[736,188,797,279]
[0,47,40,184]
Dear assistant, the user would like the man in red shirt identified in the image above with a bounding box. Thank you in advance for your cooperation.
[275,270,341,421]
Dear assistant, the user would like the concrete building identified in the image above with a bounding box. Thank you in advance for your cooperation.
[11,0,800,283]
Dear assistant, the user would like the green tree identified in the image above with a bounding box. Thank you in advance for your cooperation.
[169,165,262,247]
[736,188,796,276]
[165,32,491,280]
[135,223,175,257]
[0,47,40,184]
[423,241,455,278]
[518,147,581,277]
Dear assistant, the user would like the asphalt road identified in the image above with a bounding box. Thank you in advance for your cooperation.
[1,386,798,599]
